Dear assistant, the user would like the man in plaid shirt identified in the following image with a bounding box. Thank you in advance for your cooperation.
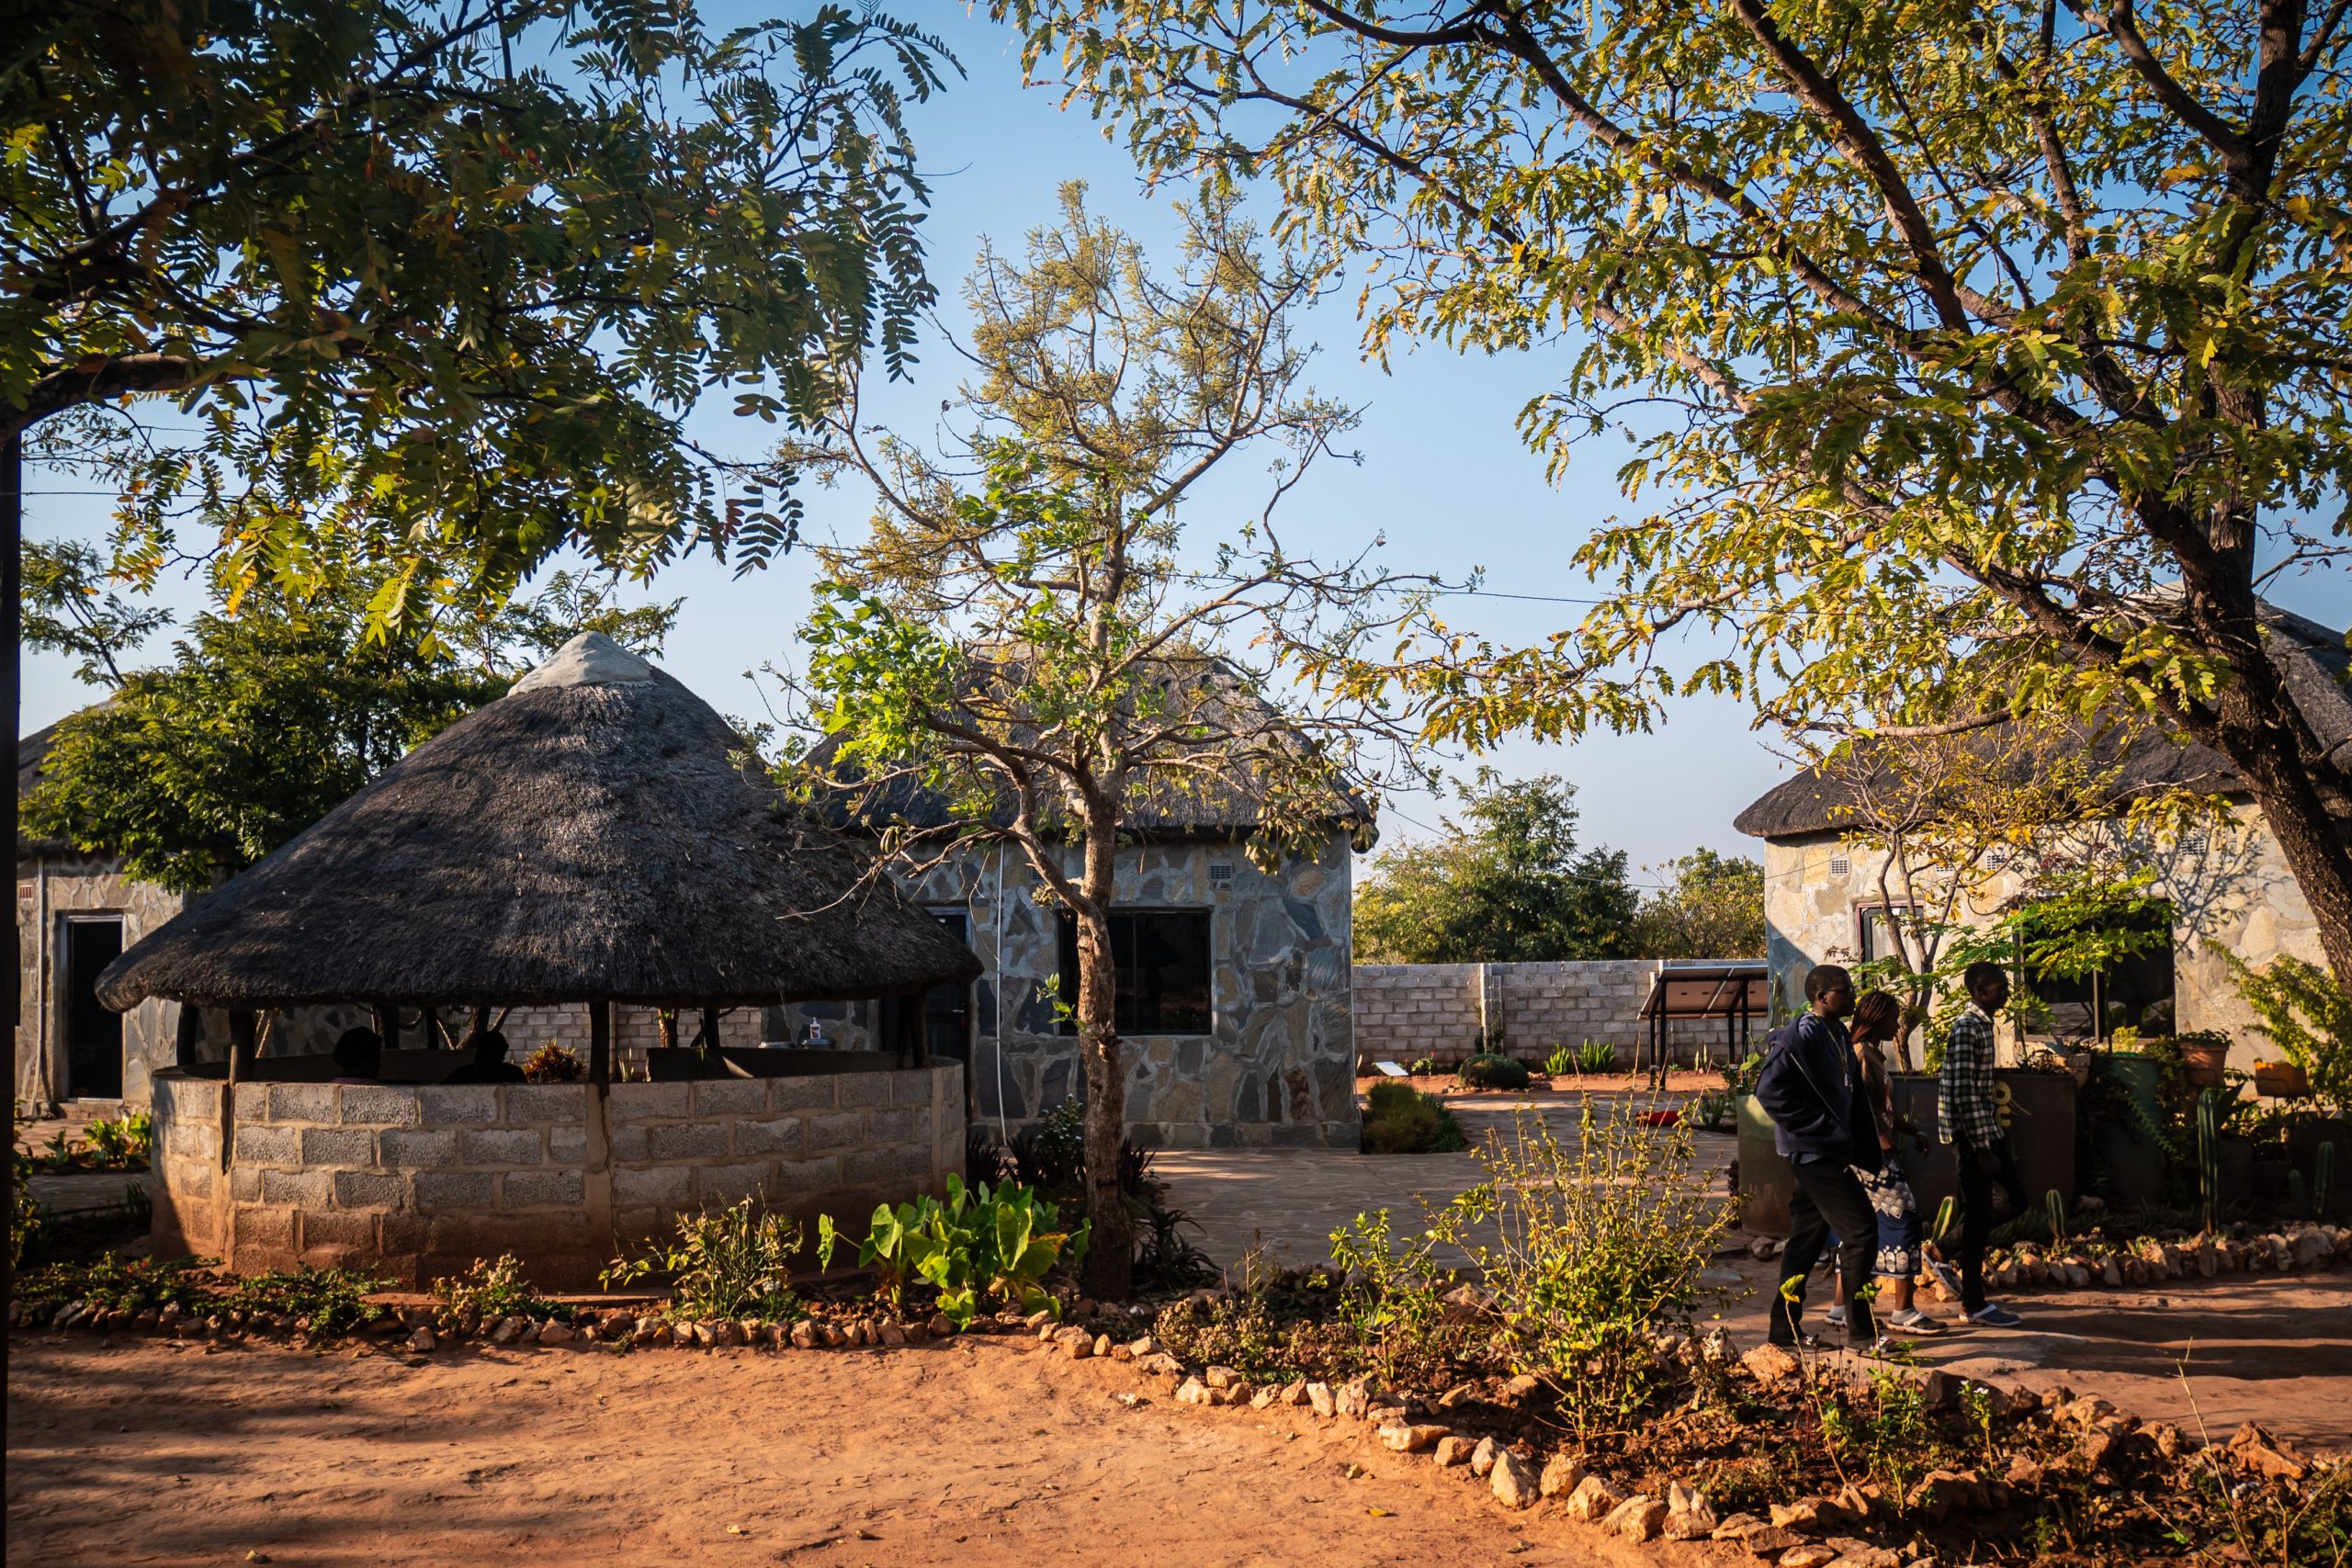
[1939,961,2025,1326]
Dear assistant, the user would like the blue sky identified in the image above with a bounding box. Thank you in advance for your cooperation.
[20,6,2341,880]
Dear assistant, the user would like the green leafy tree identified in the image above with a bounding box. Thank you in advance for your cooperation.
[1631,849,1765,961]
[6,0,951,617]
[19,538,172,689]
[794,189,1418,1297]
[20,557,671,891]
[1000,0,2352,994]
[1354,773,1636,964]
[21,573,500,892]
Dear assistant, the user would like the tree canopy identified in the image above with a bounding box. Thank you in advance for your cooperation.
[795,189,1418,1294]
[6,0,950,627]
[1354,773,1636,964]
[999,0,2352,990]
[1631,849,1766,962]
[20,558,676,892]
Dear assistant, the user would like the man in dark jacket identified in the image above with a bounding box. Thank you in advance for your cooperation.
[1757,964,1882,1348]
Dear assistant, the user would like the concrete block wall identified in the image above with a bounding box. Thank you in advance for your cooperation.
[1351,959,1759,1069]
[149,1064,962,1290]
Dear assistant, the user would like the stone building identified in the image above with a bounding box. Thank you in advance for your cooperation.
[772,832,1363,1151]
[16,718,218,1111]
[1735,607,2350,1069]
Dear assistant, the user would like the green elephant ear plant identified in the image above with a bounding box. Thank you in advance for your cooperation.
[818,1177,1090,1328]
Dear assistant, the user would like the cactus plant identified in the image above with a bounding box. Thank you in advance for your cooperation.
[2046,1189,2067,1248]
[2197,1088,2223,1232]
[2290,1168,2312,1222]
[1932,1195,1958,1246]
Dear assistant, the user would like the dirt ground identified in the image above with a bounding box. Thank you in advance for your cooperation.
[5,1333,1712,1568]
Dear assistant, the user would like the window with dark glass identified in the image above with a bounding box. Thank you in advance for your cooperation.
[2020,904,2177,1041]
[878,910,975,1061]
[1057,910,1214,1036]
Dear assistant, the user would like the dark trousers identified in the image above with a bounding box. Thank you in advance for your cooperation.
[1953,1134,2027,1312]
[1774,1157,1879,1346]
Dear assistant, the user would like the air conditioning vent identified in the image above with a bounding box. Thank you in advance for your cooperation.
[1207,863,1235,886]
[1827,853,1851,877]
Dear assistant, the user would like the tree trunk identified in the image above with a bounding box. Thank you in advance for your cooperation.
[1072,822,1134,1300]
[2211,715,2352,993]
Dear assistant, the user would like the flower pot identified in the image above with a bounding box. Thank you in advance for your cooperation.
[2177,1035,2231,1089]
[2254,1061,2311,1098]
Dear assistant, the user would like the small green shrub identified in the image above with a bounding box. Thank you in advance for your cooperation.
[1544,1043,1576,1077]
[432,1254,558,1326]
[1408,1056,1439,1077]
[1362,1081,1469,1154]
[1456,1053,1532,1090]
[816,1177,1089,1326]
[222,1265,388,1335]
[1576,1039,1619,1075]
[520,1043,584,1083]
[604,1198,804,1322]
[11,1149,47,1268]
[1152,1290,1295,1381]
[82,1111,153,1168]
[1328,1205,1464,1383]
[15,1254,212,1317]
[1429,1101,1736,1440]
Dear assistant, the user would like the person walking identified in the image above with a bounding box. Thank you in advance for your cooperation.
[1838,989,1943,1341]
[1757,964,1882,1348]
[1939,961,2026,1327]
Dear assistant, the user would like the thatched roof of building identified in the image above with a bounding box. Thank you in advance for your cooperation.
[97,634,981,1011]
[1735,605,2352,842]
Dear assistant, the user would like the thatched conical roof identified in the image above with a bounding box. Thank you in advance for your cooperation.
[97,634,980,1011]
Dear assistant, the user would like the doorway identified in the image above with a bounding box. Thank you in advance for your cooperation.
[62,916,126,1100]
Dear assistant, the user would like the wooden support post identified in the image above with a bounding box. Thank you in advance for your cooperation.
[659,1009,678,1052]
[590,999,612,1091]
[222,1010,257,1172]
[700,1006,722,1060]
[372,1005,394,1047]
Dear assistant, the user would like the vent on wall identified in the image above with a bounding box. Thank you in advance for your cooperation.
[1827,853,1851,877]
[1208,863,1235,886]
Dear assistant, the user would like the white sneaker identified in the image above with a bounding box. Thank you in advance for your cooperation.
[1886,1307,1945,1335]
[1824,1305,1847,1328]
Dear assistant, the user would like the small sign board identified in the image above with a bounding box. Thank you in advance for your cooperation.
[1371,1060,1409,1077]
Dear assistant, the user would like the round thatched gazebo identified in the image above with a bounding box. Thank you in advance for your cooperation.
[106,633,982,1286]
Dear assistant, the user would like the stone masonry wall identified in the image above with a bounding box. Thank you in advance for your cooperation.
[1350,959,1759,1070]
[773,832,1359,1151]
[16,853,205,1111]
[149,1064,962,1289]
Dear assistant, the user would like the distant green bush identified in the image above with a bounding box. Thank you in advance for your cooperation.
[1456,1053,1532,1091]
[1362,1081,1469,1154]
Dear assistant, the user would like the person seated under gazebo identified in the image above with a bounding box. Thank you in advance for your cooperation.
[330,1028,384,1085]
[443,1029,526,1084]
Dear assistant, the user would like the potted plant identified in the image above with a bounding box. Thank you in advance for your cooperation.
[2254,1060,2312,1098]
[2173,1030,2233,1089]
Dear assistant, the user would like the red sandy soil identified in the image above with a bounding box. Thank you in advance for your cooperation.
[7,1333,1707,1568]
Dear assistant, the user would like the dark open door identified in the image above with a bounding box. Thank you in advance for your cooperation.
[63,917,127,1100]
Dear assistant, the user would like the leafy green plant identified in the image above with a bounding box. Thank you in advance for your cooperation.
[1723,1052,1765,1096]
[11,1149,47,1269]
[432,1255,558,1327]
[1457,1053,1532,1091]
[80,1112,153,1168]
[1430,1103,1736,1440]
[520,1043,584,1084]
[1135,1203,1217,1290]
[2229,953,2352,1113]
[14,1254,213,1318]
[1544,1043,1576,1077]
[604,1200,804,1322]
[1691,1089,1734,1132]
[1576,1039,1619,1076]
[1152,1290,1294,1381]
[1361,1080,1469,1155]
[1327,1206,1462,1384]
[1408,1056,1439,1077]
[222,1266,387,1336]
[816,1177,1089,1327]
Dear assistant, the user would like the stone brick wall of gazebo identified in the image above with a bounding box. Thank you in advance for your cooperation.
[148,1065,963,1289]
